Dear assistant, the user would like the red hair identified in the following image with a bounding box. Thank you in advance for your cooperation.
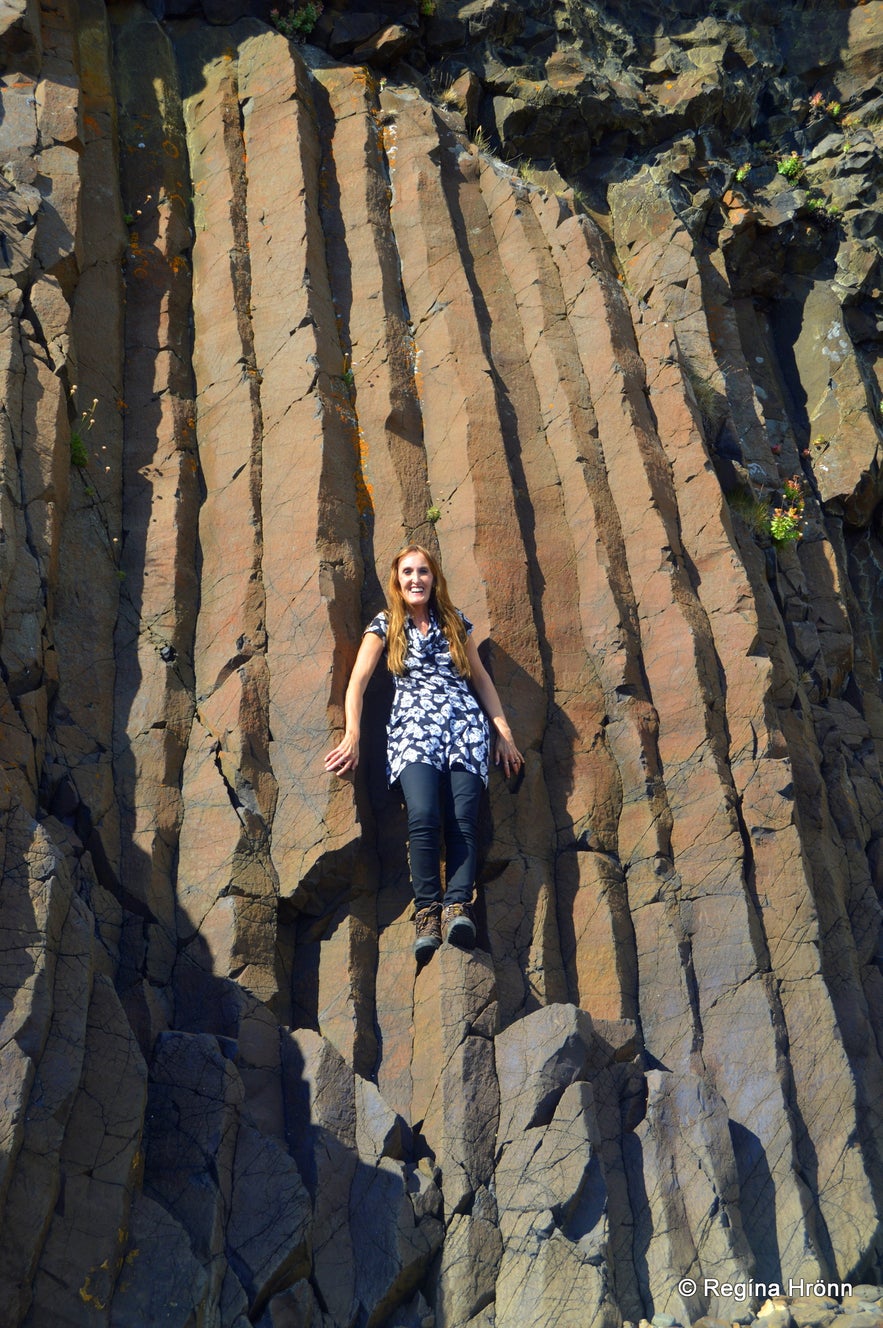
[385,544,470,677]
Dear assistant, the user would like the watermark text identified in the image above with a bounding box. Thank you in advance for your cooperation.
[676,1279,854,1303]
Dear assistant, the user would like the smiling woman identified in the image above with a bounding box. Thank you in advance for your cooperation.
[324,543,523,959]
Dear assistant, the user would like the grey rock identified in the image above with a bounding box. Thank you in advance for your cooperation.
[109,1193,208,1328]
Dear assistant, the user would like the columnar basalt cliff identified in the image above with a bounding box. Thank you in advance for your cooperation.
[1,1,883,1324]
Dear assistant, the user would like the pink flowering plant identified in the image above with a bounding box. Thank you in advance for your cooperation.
[809,90,842,119]
[270,1,323,38]
[769,476,805,545]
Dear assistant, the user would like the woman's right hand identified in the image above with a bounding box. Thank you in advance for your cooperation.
[324,631,384,778]
[324,731,359,776]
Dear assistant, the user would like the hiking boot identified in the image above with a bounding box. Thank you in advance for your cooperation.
[442,902,476,947]
[413,904,442,959]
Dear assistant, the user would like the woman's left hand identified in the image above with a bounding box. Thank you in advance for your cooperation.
[494,730,524,779]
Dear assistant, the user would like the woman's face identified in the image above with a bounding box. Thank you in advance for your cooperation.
[397,552,434,612]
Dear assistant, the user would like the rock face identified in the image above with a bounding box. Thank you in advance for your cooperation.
[1,0,883,1323]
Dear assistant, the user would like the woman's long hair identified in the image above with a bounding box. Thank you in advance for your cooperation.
[386,544,470,677]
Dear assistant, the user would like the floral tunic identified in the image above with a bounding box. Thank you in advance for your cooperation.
[366,609,490,787]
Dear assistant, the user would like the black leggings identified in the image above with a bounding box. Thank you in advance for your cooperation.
[398,762,484,911]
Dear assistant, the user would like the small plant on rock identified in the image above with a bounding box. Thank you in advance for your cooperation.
[439,81,462,108]
[426,504,441,524]
[806,196,841,227]
[769,476,805,546]
[735,161,752,183]
[70,432,89,468]
[727,487,770,539]
[809,91,841,120]
[270,1,323,39]
[419,0,436,15]
[777,151,803,182]
[517,159,544,187]
[684,364,725,437]
[69,388,98,469]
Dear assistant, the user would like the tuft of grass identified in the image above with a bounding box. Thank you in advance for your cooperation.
[517,160,543,186]
[684,365,726,436]
[70,431,89,468]
[727,487,770,539]
[69,388,98,469]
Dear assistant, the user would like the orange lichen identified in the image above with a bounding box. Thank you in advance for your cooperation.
[354,426,374,516]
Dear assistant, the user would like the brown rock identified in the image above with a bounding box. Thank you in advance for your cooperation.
[228,1122,311,1313]
[381,81,569,1020]
[2,4,883,1324]
[449,70,481,123]
[0,0,42,72]
[112,6,199,990]
[329,11,389,55]
[353,23,417,66]
[412,944,499,1215]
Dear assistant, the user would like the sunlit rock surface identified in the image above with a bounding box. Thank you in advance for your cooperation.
[1,0,882,1322]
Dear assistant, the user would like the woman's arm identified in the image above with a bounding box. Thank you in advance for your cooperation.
[465,635,524,778]
[324,631,386,776]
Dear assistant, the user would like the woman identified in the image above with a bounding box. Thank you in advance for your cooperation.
[324,544,523,959]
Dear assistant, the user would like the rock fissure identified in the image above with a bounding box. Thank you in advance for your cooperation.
[2,1,883,1323]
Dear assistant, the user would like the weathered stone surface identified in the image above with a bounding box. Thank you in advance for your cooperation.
[1,1,883,1324]
[493,1006,627,1328]
[227,1122,311,1314]
[435,1191,502,1327]
[283,1027,444,1325]
[0,0,42,73]
[631,1070,754,1322]
[109,1192,208,1328]
[29,973,147,1325]
[143,1031,244,1311]
[412,944,499,1215]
